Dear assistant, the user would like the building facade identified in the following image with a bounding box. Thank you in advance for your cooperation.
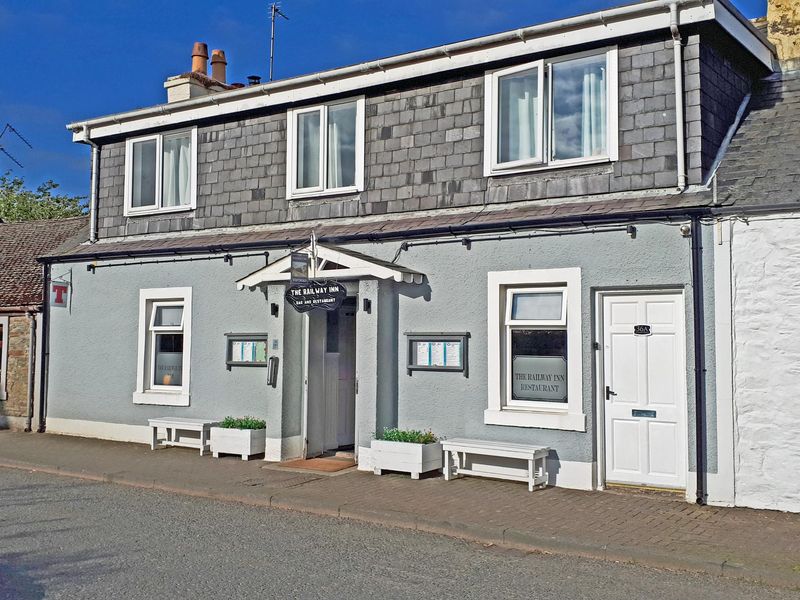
[43,0,797,510]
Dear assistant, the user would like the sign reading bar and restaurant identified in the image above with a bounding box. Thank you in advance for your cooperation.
[512,355,567,402]
[285,281,347,313]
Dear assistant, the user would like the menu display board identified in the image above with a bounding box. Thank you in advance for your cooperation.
[225,333,270,368]
[406,333,469,376]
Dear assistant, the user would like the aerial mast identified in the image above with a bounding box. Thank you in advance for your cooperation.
[269,2,289,82]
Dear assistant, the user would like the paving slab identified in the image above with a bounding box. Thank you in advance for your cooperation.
[1,431,798,589]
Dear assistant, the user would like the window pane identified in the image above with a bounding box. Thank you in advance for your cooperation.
[511,292,563,321]
[327,103,357,188]
[162,133,191,207]
[511,330,567,403]
[498,68,539,163]
[552,54,607,160]
[154,333,183,386]
[297,111,321,188]
[154,306,183,327]
[131,139,157,207]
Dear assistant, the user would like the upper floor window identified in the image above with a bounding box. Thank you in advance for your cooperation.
[124,128,198,216]
[484,48,618,176]
[286,97,365,199]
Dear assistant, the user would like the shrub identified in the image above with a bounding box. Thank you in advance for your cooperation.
[220,416,266,430]
[376,427,438,444]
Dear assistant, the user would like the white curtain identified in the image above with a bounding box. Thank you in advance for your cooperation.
[581,66,607,157]
[297,111,320,189]
[328,116,342,188]
[500,71,538,163]
[162,134,190,207]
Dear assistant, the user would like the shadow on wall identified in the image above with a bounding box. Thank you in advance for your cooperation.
[398,281,432,302]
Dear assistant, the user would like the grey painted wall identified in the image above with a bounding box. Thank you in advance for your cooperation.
[91,27,763,240]
[47,221,719,472]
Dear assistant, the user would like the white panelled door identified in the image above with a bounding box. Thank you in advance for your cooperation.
[602,293,687,489]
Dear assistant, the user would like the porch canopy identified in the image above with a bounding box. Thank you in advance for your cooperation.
[236,243,425,290]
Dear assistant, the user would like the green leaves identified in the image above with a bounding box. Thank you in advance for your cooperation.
[375,428,439,444]
[0,172,87,222]
[220,416,266,430]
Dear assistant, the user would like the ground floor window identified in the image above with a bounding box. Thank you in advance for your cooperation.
[486,269,585,431]
[134,288,192,406]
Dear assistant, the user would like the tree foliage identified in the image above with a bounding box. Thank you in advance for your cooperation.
[0,172,87,222]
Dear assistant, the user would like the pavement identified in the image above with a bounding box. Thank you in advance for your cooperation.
[1,431,799,590]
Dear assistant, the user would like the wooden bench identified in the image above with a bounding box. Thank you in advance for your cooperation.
[148,418,219,456]
[441,438,550,492]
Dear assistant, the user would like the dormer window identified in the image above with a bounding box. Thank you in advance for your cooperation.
[484,48,618,176]
[285,97,365,199]
[124,128,198,216]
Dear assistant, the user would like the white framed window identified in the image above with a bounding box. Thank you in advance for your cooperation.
[0,316,7,401]
[484,47,618,177]
[134,288,192,406]
[286,97,365,199]
[124,128,198,216]
[486,269,585,431]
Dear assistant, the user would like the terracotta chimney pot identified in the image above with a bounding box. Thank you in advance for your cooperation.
[192,42,209,75]
[211,49,227,84]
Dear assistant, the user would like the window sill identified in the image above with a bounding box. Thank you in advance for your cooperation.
[485,156,612,179]
[124,205,195,218]
[484,408,586,431]
[287,187,361,201]
[133,390,190,407]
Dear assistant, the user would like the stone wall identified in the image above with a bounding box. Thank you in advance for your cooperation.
[731,216,800,513]
[1,315,30,423]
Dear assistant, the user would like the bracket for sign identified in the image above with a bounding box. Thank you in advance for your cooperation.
[405,332,469,377]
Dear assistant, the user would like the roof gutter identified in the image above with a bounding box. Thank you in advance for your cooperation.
[67,0,719,140]
[38,204,712,264]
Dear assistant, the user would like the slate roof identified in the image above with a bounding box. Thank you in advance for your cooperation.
[716,69,800,207]
[0,217,89,308]
[43,192,711,262]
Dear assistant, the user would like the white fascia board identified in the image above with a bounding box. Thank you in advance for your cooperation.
[72,2,721,142]
[712,1,775,69]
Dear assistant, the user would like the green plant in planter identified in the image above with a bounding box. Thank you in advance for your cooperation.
[376,427,439,444]
[220,416,266,430]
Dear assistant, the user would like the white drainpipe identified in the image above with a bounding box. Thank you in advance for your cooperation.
[670,3,687,191]
[80,127,100,243]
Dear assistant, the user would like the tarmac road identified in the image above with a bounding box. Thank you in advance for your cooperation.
[0,468,794,600]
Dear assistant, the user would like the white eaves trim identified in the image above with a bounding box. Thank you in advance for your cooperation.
[68,0,772,142]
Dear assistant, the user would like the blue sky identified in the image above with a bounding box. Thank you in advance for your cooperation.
[0,0,766,198]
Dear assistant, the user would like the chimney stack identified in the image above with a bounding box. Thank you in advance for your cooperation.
[191,42,209,75]
[210,49,227,84]
[768,0,800,68]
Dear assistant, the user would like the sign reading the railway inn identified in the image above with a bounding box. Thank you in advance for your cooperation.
[285,281,347,313]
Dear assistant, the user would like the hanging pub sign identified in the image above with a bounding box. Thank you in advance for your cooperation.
[285,281,347,313]
[290,252,309,284]
[50,280,70,308]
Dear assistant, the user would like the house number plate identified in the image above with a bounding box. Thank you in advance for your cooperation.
[632,409,657,418]
[633,324,651,336]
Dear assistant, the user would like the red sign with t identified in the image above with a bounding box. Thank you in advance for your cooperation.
[50,281,69,308]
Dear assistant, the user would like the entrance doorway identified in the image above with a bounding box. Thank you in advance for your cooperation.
[305,297,357,457]
[600,292,688,489]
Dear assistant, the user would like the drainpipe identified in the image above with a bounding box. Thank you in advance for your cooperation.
[80,127,100,243]
[670,3,687,191]
[24,311,37,432]
[37,263,51,433]
[690,216,706,505]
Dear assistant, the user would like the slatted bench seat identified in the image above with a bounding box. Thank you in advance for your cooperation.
[148,418,219,456]
[441,438,550,492]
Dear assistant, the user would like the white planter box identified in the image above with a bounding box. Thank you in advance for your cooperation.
[210,427,266,460]
[371,440,443,479]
